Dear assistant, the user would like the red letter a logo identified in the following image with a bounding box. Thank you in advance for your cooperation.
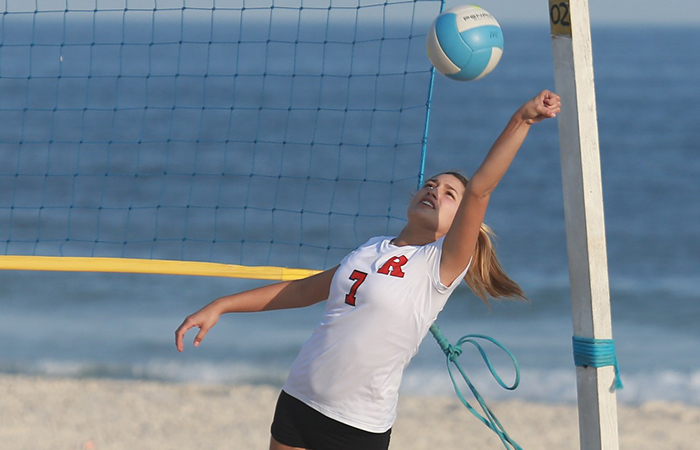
[377,255,408,278]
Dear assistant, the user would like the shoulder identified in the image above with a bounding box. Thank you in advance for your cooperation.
[419,236,446,255]
[366,235,393,245]
[357,235,393,250]
[338,236,393,266]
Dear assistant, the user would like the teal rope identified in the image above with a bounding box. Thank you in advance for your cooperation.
[416,0,446,188]
[423,6,522,446]
[430,324,523,450]
[572,336,623,390]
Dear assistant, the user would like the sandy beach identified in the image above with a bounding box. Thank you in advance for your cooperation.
[1,374,698,450]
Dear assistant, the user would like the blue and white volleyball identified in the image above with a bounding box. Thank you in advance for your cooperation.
[426,5,504,81]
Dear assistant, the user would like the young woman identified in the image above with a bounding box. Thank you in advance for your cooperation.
[175,90,561,450]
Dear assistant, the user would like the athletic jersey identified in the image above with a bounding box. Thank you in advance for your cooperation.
[282,235,469,433]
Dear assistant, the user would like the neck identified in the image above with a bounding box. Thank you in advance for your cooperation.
[392,225,440,247]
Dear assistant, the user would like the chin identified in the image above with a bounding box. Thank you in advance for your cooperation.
[407,208,434,223]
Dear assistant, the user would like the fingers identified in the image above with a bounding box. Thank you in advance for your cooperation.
[541,90,561,112]
[535,90,561,119]
[175,305,220,352]
[175,316,208,352]
[174,319,192,352]
[193,328,209,348]
[519,90,561,124]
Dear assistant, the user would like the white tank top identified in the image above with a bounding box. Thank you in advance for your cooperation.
[283,236,468,433]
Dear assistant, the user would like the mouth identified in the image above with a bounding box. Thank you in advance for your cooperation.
[420,199,435,209]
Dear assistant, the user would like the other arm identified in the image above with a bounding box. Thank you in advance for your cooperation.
[175,266,338,351]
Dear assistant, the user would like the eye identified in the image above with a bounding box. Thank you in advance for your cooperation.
[447,191,455,198]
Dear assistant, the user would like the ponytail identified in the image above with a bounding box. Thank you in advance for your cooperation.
[464,223,526,303]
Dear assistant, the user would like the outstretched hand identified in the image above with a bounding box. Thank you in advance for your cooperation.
[175,304,220,352]
[519,90,561,124]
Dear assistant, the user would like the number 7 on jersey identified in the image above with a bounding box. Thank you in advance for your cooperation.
[344,270,368,306]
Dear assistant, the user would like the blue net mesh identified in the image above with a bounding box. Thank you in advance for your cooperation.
[0,0,441,271]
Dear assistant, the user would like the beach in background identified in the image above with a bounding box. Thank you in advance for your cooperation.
[2,374,699,450]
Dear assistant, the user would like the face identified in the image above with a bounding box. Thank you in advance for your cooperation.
[407,173,466,237]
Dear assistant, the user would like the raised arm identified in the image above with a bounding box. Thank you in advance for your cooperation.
[175,266,338,351]
[440,90,561,285]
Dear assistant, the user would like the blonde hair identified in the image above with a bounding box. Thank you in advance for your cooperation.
[438,171,526,303]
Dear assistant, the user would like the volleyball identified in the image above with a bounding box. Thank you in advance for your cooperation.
[426,5,504,81]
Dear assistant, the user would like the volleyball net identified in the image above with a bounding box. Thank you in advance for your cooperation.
[0,0,442,280]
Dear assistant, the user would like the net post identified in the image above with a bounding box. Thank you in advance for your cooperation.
[548,0,620,449]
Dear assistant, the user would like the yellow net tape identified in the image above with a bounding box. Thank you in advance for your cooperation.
[0,256,320,281]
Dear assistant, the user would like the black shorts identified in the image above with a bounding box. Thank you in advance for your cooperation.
[270,390,392,450]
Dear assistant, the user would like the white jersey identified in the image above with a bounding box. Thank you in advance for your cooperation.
[283,235,469,433]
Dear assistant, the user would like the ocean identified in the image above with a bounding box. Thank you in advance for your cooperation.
[1,20,698,408]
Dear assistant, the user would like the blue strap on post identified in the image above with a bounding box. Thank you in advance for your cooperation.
[572,336,623,390]
[430,324,523,450]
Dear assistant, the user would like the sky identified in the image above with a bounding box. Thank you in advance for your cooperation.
[460,0,700,26]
